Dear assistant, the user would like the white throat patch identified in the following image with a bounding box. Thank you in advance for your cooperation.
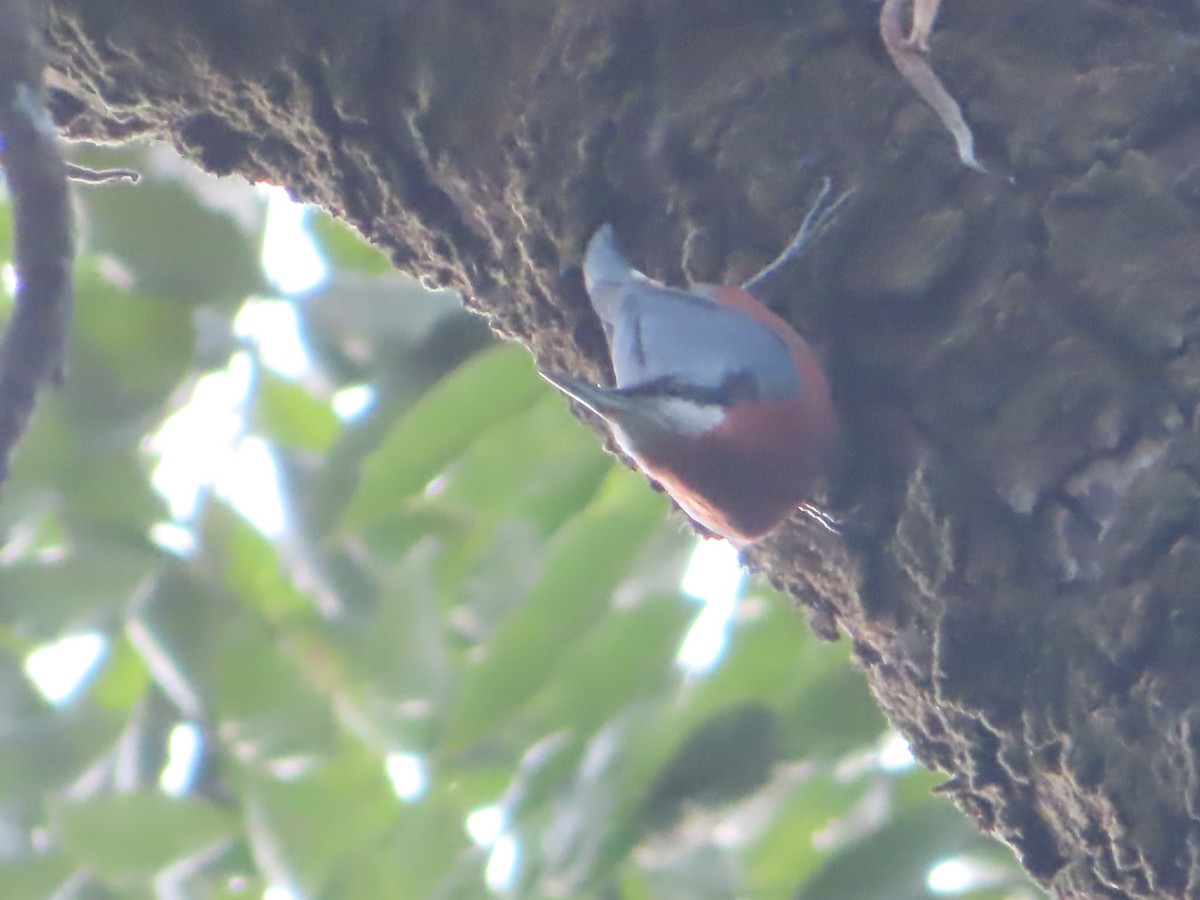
[609,398,726,457]
[655,397,726,435]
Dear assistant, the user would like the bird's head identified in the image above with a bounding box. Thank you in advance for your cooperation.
[542,369,834,543]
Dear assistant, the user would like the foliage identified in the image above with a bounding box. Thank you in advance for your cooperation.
[0,144,1039,897]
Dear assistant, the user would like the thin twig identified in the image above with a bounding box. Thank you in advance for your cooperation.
[66,162,140,184]
[880,0,984,172]
[0,0,75,485]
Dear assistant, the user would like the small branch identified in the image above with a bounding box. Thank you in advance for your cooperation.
[0,0,74,485]
[880,0,984,172]
[66,162,140,184]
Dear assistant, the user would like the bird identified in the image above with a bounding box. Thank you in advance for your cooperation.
[542,192,844,545]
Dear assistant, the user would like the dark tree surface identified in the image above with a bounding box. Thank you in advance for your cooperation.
[35,1,1200,895]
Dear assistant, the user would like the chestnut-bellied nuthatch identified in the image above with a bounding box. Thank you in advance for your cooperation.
[544,188,846,545]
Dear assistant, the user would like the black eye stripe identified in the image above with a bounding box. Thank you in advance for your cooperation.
[619,369,761,405]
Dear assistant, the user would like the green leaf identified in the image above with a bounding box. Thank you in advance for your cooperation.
[89,634,151,713]
[451,520,548,636]
[6,399,167,536]
[0,544,164,639]
[254,370,340,452]
[0,856,75,897]
[747,768,870,886]
[78,177,266,310]
[631,842,742,900]
[445,468,668,751]
[213,505,317,622]
[527,592,692,737]
[341,344,544,531]
[242,749,406,895]
[385,799,474,898]
[342,541,453,745]
[437,395,613,533]
[782,666,888,759]
[308,210,392,276]
[349,504,474,564]
[681,591,856,727]
[69,260,195,420]
[57,792,237,879]
[0,706,121,799]
[135,561,334,758]
[794,801,978,900]
[129,564,224,704]
[536,703,661,887]
[298,274,474,385]
[641,704,779,831]
[212,617,339,758]
[500,731,580,822]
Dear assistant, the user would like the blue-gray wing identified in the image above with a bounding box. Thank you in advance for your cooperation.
[608,283,802,401]
[583,225,802,401]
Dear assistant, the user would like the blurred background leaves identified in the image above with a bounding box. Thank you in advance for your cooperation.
[0,143,1040,898]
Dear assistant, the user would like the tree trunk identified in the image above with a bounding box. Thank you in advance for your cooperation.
[39,0,1200,895]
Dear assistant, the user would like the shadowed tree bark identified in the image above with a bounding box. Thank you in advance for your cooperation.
[31,0,1200,895]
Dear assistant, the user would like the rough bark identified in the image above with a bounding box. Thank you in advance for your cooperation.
[36,0,1200,895]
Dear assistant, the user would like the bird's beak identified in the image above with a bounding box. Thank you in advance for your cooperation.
[540,371,629,419]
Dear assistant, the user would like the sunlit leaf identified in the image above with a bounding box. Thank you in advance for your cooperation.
[89,634,151,713]
[308,211,392,276]
[210,504,318,622]
[254,371,340,452]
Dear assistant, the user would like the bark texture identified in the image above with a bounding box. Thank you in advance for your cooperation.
[38,0,1200,895]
